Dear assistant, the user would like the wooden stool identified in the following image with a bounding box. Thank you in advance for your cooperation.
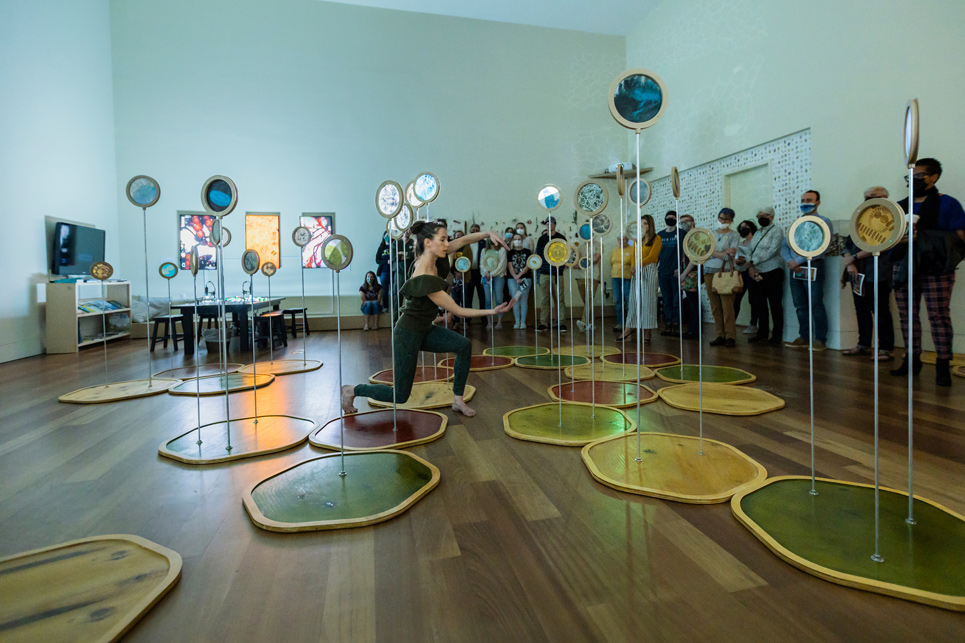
[282,308,309,338]
[256,311,288,348]
[151,314,182,352]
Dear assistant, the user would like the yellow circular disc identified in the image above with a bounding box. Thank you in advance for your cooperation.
[683,228,717,264]
[545,239,569,267]
[849,198,906,254]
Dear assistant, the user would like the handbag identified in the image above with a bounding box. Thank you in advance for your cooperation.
[711,258,743,295]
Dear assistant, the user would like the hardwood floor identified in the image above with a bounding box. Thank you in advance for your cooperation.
[1,323,964,641]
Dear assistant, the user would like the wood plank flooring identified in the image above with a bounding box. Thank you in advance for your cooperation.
[1,322,964,641]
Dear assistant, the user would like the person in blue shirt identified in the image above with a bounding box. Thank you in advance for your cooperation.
[782,190,833,350]
[657,210,680,336]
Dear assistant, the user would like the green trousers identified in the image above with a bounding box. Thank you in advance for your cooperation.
[354,325,472,402]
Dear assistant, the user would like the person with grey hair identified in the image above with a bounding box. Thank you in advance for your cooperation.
[842,187,894,360]
[745,206,785,344]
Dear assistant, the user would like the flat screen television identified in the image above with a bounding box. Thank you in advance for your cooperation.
[52,222,106,276]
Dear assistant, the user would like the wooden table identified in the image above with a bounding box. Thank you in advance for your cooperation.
[174,297,283,356]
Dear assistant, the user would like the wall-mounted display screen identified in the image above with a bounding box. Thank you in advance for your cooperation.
[51,222,106,276]
[245,212,281,269]
[179,212,217,270]
[299,214,335,268]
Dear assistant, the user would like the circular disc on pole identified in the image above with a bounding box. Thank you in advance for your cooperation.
[628,178,652,206]
[387,217,405,240]
[526,254,543,271]
[787,215,831,259]
[904,99,919,168]
[292,225,312,247]
[682,228,717,265]
[322,235,353,272]
[671,166,681,199]
[537,185,562,211]
[592,213,612,235]
[261,261,277,277]
[578,223,592,241]
[210,222,231,247]
[90,261,113,281]
[413,172,440,203]
[395,204,414,231]
[158,262,178,279]
[126,175,161,208]
[849,198,907,254]
[608,68,668,131]
[189,247,200,277]
[564,243,580,268]
[616,164,625,197]
[482,251,500,274]
[574,180,609,217]
[405,181,423,209]
[376,180,404,219]
[544,239,568,267]
[454,254,471,274]
[242,250,261,275]
[201,175,238,216]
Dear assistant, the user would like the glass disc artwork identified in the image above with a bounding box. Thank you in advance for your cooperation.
[201,175,238,216]
[592,213,612,235]
[683,228,717,265]
[158,262,178,280]
[537,185,562,212]
[189,247,200,277]
[413,172,439,203]
[292,226,312,248]
[90,261,113,281]
[545,239,568,267]
[579,256,592,270]
[526,254,543,271]
[376,180,403,219]
[671,166,681,199]
[126,175,160,208]
[405,181,423,209]
[904,99,919,168]
[454,255,471,274]
[579,224,592,241]
[261,261,277,278]
[387,217,405,241]
[565,244,580,268]
[321,235,353,271]
[242,250,261,275]
[575,181,609,217]
[629,178,652,206]
[482,251,499,274]
[396,205,413,231]
[211,223,231,247]
[617,164,625,197]
[608,69,668,131]
[849,198,907,254]
[788,215,831,259]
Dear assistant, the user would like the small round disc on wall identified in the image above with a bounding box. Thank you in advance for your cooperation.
[671,166,681,199]
[575,180,609,217]
[321,235,353,271]
[189,247,200,277]
[850,198,907,254]
[158,262,178,279]
[201,175,238,216]
[90,261,113,281]
[292,226,312,248]
[261,261,277,278]
[904,99,919,168]
[629,178,652,206]
[406,181,423,209]
[413,173,440,203]
[608,68,668,131]
[526,254,543,271]
[242,250,261,275]
[126,175,161,208]
[592,213,612,235]
[683,228,717,265]
[544,239,569,267]
[537,185,562,211]
[788,215,831,259]
[376,180,404,219]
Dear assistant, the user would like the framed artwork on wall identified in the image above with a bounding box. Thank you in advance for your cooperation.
[245,212,281,269]
[178,211,217,270]
[299,213,335,268]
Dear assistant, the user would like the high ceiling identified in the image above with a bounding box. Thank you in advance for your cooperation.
[322,0,661,36]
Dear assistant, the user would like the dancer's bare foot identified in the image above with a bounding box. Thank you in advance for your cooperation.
[340,385,357,414]
[451,396,476,417]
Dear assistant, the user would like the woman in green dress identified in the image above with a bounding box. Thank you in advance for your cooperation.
[342,220,513,417]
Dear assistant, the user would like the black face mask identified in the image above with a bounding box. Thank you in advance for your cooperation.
[913,178,928,192]
[666,217,677,227]
[757,216,770,227]
[738,226,751,237]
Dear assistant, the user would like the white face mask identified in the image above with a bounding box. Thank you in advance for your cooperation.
[513,240,522,248]
[516,228,525,235]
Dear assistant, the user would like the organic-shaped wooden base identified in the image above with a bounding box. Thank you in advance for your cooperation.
[565,361,655,382]
[59,378,181,404]
[167,372,275,396]
[158,415,318,464]
[309,409,447,451]
[917,351,965,366]
[369,366,454,385]
[243,451,440,531]
[548,380,657,409]
[551,344,620,358]
[515,354,590,370]
[656,364,756,384]
[582,433,766,504]
[237,359,322,375]
[954,365,965,378]
[733,476,965,611]
[602,352,680,368]
[503,402,635,446]
[438,355,513,371]
[658,382,785,416]
[366,381,476,410]
[154,363,243,379]
[0,535,182,642]
[483,345,549,357]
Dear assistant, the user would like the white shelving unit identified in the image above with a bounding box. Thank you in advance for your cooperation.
[46,280,132,353]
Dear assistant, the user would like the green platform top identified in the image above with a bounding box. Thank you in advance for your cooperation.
[515,354,590,369]
[483,345,550,357]
[504,402,635,447]
[656,364,756,384]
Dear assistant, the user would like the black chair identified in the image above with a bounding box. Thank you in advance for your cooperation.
[282,307,309,338]
[151,314,182,352]
[256,311,288,348]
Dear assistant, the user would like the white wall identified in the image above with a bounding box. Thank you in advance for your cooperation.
[0,0,119,362]
[109,0,626,307]
[627,0,965,351]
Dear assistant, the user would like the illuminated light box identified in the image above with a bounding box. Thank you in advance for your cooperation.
[300,213,335,269]
[245,212,281,269]
[178,211,217,270]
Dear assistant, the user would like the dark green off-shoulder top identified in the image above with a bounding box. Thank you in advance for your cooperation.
[396,256,453,332]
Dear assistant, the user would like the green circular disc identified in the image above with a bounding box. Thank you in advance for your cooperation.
[515,354,590,369]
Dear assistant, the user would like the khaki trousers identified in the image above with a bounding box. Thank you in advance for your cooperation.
[704,273,736,340]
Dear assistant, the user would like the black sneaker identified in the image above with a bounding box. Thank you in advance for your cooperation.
[537,324,549,331]
[709,337,726,347]
[559,324,567,332]
[725,338,736,348]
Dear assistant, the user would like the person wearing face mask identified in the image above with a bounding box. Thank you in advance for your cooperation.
[657,210,681,336]
[745,207,785,345]
[507,234,533,328]
[734,219,759,332]
[535,216,567,332]
[609,234,634,332]
[700,208,741,347]
[676,215,701,338]
[621,215,661,343]
[359,270,383,331]
[515,222,536,253]
[481,239,508,330]
[889,158,965,386]
[781,190,833,350]
[467,223,487,317]
[375,231,393,311]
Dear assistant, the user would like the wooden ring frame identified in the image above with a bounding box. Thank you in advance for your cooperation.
[788,215,831,259]
[189,247,200,277]
[537,184,562,212]
[617,164,625,197]
[544,239,569,267]
[242,250,261,275]
[321,235,353,271]
[565,243,580,268]
[608,68,668,131]
[90,261,113,281]
[261,261,277,277]
[292,225,312,248]
[574,180,609,217]
[671,166,681,199]
[158,262,178,280]
[396,205,413,231]
[849,198,907,255]
[683,228,717,265]
[592,213,612,235]
[211,222,231,247]
[526,254,543,271]
[454,255,471,274]
[904,99,919,168]
[376,180,404,219]
[405,181,423,209]
[126,175,161,209]
[413,172,440,204]
[201,175,238,217]
[629,178,652,206]
[387,217,405,241]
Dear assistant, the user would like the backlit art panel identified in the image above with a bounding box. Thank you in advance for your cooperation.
[179,212,217,270]
[300,214,335,269]
[245,213,281,269]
